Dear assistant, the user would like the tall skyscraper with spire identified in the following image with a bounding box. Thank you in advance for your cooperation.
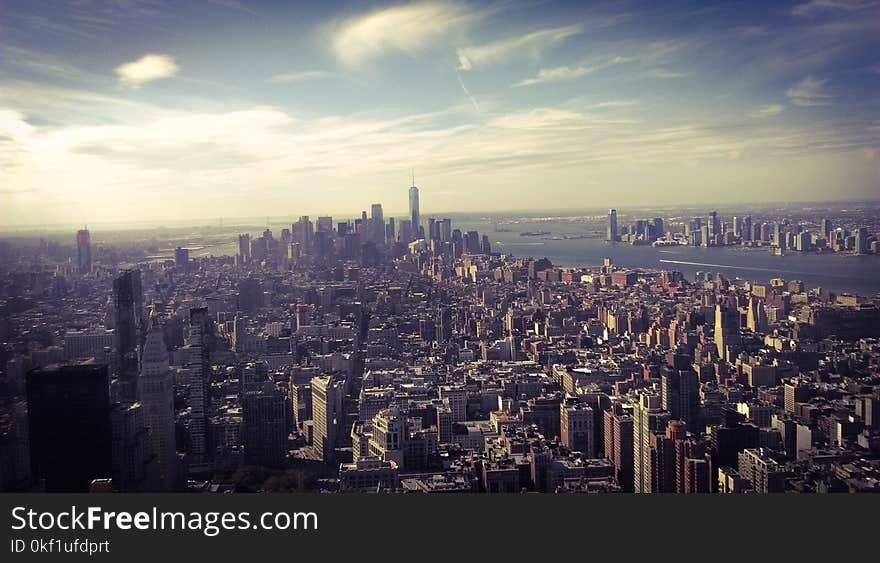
[408,177,420,240]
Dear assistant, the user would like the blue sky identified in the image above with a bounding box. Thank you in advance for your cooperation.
[1,0,878,225]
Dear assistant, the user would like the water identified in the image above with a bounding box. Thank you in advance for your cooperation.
[453,216,880,297]
[498,237,879,296]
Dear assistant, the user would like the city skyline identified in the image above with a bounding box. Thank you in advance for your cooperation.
[2,0,879,226]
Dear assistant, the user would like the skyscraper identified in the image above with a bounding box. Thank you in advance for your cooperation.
[312,374,345,463]
[182,307,211,475]
[746,296,768,333]
[238,233,251,263]
[76,228,91,274]
[440,218,452,242]
[370,203,384,244]
[854,227,868,255]
[607,209,618,242]
[714,299,741,359]
[603,403,634,492]
[661,368,700,429]
[26,362,112,492]
[110,401,158,492]
[174,246,190,272]
[560,400,595,457]
[708,210,719,242]
[773,223,785,249]
[409,184,420,238]
[242,382,288,468]
[138,317,177,491]
[633,392,670,493]
[113,268,143,402]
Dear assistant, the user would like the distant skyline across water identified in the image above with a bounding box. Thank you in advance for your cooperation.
[3,198,879,232]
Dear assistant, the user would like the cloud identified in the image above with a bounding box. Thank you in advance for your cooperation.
[457,24,582,70]
[640,68,690,79]
[115,54,179,87]
[791,0,878,17]
[267,70,332,83]
[786,75,832,106]
[748,104,786,118]
[516,56,630,87]
[331,1,477,66]
[456,73,480,112]
[2,77,875,224]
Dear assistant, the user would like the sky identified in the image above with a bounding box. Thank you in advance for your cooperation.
[0,0,878,226]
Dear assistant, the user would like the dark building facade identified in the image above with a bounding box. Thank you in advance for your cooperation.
[26,363,112,492]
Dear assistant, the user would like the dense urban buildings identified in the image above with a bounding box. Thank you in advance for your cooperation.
[0,191,879,494]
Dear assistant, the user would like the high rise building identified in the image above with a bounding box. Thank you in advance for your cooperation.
[295,216,314,253]
[242,383,288,468]
[607,209,618,242]
[743,216,752,241]
[560,400,595,457]
[439,218,452,242]
[312,375,345,463]
[174,247,190,272]
[110,402,157,492]
[182,307,211,475]
[633,392,670,493]
[76,228,91,274]
[820,218,832,240]
[316,216,333,233]
[714,299,741,359]
[113,268,143,402]
[409,184,420,238]
[385,217,396,243]
[603,403,634,492]
[370,203,384,243]
[708,210,719,241]
[647,420,685,493]
[367,406,406,469]
[737,448,786,493]
[439,384,466,422]
[26,362,112,492]
[854,227,868,255]
[238,233,251,263]
[746,296,768,333]
[138,318,177,491]
[399,219,413,244]
[237,277,263,312]
[661,368,700,428]
[773,223,785,249]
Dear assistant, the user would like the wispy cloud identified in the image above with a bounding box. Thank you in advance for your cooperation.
[331,1,477,66]
[267,70,332,83]
[115,54,179,87]
[786,75,832,106]
[640,68,690,79]
[516,56,631,87]
[791,0,878,17]
[748,104,786,118]
[456,73,480,112]
[457,24,582,70]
